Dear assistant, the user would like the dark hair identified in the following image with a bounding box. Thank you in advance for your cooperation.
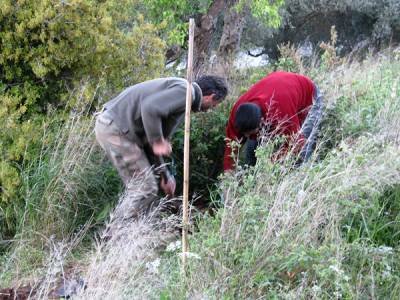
[195,75,228,101]
[234,103,262,134]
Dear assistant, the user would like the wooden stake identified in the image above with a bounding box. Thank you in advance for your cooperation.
[182,18,195,271]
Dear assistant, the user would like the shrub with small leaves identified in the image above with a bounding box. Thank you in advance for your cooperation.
[0,0,165,235]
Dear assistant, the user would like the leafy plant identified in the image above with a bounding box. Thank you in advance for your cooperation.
[171,101,232,200]
[141,0,211,46]
[0,0,165,219]
[320,26,342,70]
[275,42,305,73]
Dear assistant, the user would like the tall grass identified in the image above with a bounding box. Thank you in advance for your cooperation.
[1,48,400,299]
[74,212,180,299]
[70,48,400,300]
[148,49,400,299]
[0,112,121,286]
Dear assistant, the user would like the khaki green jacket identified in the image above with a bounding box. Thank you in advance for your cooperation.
[103,77,202,145]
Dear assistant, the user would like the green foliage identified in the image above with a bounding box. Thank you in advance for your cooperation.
[1,115,122,266]
[142,0,284,47]
[141,0,212,45]
[0,0,164,89]
[161,142,400,299]
[0,0,165,205]
[319,56,400,156]
[237,0,284,27]
[342,186,400,247]
[171,101,232,198]
[319,26,342,71]
[274,42,304,73]
[283,0,400,42]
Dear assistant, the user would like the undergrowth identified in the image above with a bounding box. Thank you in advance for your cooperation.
[0,45,399,300]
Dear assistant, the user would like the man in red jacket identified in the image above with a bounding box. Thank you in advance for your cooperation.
[223,71,323,172]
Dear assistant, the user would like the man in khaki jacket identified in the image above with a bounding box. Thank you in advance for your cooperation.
[95,76,228,220]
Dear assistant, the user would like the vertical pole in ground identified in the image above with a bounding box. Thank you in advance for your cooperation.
[182,18,195,271]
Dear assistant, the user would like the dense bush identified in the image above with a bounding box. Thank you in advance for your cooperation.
[171,102,231,200]
[0,0,165,236]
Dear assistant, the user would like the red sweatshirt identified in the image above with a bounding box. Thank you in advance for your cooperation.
[223,71,316,171]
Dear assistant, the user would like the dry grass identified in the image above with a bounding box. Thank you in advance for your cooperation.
[72,168,181,299]
[1,47,400,299]
[74,213,179,299]
[154,48,400,299]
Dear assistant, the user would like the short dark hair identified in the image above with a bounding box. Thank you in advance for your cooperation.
[234,103,262,134]
[195,75,228,101]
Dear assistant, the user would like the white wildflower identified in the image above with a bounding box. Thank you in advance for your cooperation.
[166,240,181,252]
[329,265,340,274]
[376,246,393,255]
[296,190,307,202]
[334,291,342,298]
[145,258,161,274]
[382,264,392,278]
[312,285,321,293]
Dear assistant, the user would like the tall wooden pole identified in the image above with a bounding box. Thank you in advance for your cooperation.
[182,18,195,270]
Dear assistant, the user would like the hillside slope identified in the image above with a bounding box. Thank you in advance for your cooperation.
[1,48,400,299]
[74,49,400,299]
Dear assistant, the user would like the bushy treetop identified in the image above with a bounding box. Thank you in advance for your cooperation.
[0,0,165,203]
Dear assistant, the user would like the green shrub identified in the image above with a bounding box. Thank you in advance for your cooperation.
[0,0,165,238]
[343,185,400,247]
[171,102,232,200]
[0,114,122,261]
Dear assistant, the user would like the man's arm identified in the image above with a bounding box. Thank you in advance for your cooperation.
[143,144,176,196]
[140,80,187,195]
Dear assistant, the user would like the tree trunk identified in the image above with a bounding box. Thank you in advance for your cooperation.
[212,1,246,76]
[193,0,247,77]
[193,0,226,76]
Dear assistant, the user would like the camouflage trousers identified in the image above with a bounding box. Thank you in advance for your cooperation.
[94,111,159,221]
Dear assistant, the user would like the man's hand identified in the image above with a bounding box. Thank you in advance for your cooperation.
[152,139,172,156]
[160,174,176,197]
